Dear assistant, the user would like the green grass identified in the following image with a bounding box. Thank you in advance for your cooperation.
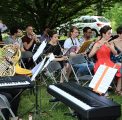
[18,84,122,120]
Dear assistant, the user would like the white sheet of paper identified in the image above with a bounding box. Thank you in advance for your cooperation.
[33,40,47,62]
[31,57,46,81]
[42,53,55,70]
[89,65,118,94]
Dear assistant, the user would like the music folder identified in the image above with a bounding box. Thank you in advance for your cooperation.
[89,65,118,95]
[63,45,77,56]
[77,40,93,53]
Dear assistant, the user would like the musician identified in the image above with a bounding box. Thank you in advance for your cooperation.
[88,25,122,95]
[79,27,93,43]
[40,27,50,42]
[64,26,94,76]
[22,25,40,52]
[64,26,80,55]
[44,30,69,83]
[110,25,122,63]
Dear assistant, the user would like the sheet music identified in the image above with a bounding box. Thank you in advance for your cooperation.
[31,57,47,81]
[89,65,117,94]
[33,40,47,62]
[77,40,93,53]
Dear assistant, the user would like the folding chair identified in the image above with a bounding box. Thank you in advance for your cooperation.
[68,54,93,86]
[46,61,68,84]
[46,61,68,110]
[0,94,15,120]
[21,40,47,68]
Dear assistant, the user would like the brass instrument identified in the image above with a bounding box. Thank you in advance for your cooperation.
[0,44,32,76]
[0,44,20,76]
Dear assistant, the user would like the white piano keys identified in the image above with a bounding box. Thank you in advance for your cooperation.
[0,81,30,87]
[49,85,92,110]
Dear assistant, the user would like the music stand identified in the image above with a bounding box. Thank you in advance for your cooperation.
[77,40,93,54]
[89,65,118,95]
[33,40,47,63]
[28,54,55,117]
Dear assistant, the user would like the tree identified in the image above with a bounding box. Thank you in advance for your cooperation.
[0,0,120,33]
[104,2,122,31]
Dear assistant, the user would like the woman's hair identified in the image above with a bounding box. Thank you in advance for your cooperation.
[99,25,112,37]
[116,25,122,34]
[68,26,79,37]
[48,30,57,38]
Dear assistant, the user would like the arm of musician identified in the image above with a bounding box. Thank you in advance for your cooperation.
[20,46,25,52]
[54,56,68,61]
[31,32,40,43]
[88,43,100,58]
[106,42,117,55]
[75,46,80,53]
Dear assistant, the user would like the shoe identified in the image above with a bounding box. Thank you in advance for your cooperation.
[49,98,59,102]
[115,90,122,96]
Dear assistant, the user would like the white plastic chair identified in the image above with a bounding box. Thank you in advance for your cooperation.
[0,94,15,120]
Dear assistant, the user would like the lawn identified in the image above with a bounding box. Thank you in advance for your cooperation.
[18,82,122,120]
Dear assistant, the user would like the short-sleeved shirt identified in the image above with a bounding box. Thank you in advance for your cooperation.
[44,43,62,56]
[22,35,35,52]
[5,35,23,48]
[64,37,80,49]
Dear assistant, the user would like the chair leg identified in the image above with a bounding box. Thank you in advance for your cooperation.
[0,110,6,120]
[9,108,16,118]
[49,102,59,111]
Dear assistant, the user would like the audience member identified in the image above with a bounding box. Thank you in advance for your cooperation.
[0,20,8,41]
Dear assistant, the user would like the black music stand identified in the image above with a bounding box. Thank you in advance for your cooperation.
[19,57,47,119]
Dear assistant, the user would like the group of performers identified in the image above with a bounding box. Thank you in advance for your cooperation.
[0,24,122,119]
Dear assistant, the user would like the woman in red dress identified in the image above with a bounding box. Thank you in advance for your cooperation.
[89,25,121,94]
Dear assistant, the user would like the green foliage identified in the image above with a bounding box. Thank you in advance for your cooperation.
[0,0,119,33]
[104,2,122,31]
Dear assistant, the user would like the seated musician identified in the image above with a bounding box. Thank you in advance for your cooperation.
[22,25,40,68]
[110,26,122,64]
[44,30,69,83]
[64,26,94,76]
[88,25,122,95]
[4,26,33,69]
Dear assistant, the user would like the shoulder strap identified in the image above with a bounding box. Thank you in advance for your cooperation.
[70,37,74,45]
